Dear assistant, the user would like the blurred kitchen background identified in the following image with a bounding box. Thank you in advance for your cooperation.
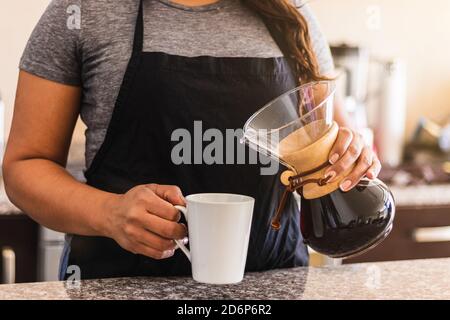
[1,0,450,283]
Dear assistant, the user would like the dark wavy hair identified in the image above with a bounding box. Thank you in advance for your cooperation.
[242,0,328,84]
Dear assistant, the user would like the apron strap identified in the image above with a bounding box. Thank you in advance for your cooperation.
[132,0,144,55]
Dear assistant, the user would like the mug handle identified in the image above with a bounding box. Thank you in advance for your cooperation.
[174,205,191,261]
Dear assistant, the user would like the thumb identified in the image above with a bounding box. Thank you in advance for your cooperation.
[147,184,186,206]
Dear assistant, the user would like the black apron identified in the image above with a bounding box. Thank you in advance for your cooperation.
[65,0,308,280]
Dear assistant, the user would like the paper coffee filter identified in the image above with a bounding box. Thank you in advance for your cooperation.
[242,81,336,170]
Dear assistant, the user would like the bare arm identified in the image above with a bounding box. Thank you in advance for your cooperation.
[3,71,111,235]
[3,71,186,259]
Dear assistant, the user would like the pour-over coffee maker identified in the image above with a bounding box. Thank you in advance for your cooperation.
[242,81,395,259]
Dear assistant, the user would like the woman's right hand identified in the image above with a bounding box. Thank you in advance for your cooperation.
[104,184,188,260]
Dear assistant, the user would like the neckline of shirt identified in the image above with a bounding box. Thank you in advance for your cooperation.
[156,0,226,12]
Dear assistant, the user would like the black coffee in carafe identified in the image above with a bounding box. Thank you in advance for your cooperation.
[300,179,395,258]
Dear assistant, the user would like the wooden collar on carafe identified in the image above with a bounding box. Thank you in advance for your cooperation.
[271,161,332,231]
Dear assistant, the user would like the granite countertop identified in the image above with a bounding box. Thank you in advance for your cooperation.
[1,258,450,300]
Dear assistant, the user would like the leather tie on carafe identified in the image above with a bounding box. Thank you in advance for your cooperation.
[271,122,354,230]
[271,161,331,230]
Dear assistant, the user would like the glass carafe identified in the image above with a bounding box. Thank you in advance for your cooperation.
[242,81,395,259]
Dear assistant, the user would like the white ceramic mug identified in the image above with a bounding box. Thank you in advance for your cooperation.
[174,193,254,284]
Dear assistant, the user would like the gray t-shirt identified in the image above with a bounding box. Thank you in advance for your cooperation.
[20,0,333,168]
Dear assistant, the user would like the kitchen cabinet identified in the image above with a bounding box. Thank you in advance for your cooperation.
[345,204,450,263]
[0,214,39,283]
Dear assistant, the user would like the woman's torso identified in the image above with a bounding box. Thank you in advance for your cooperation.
[20,0,334,278]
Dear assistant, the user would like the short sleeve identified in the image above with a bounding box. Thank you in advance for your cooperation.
[19,0,82,86]
[298,3,335,77]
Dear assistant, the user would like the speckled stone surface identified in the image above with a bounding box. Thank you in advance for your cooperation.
[1,258,450,300]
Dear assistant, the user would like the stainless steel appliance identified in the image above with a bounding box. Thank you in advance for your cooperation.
[1,247,15,284]
[331,45,407,167]
[331,45,370,129]
[38,227,65,281]
[376,60,407,167]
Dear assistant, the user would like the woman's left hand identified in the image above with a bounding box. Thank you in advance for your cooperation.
[324,127,382,192]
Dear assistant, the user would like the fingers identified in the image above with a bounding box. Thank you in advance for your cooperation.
[339,146,373,191]
[146,184,186,221]
[325,131,364,182]
[324,128,383,191]
[328,127,353,165]
[122,224,176,259]
[147,184,186,206]
[127,226,178,251]
[366,156,382,180]
[133,185,182,221]
[138,212,188,240]
[116,184,189,260]
[131,242,175,260]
